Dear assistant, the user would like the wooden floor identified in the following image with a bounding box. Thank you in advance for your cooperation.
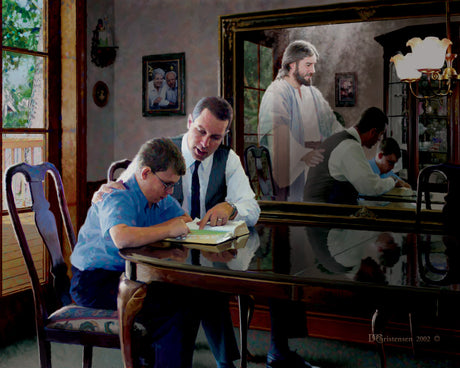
[2,212,47,295]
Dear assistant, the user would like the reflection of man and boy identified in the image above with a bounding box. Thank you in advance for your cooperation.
[306,225,403,285]
[304,107,409,204]
[326,228,403,284]
[259,39,409,205]
[148,67,178,109]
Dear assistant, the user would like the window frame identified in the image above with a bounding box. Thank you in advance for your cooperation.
[1,0,61,297]
[242,40,274,151]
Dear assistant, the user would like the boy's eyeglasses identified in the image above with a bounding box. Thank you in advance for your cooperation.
[153,172,176,190]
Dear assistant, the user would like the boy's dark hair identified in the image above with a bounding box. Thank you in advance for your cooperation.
[356,107,388,134]
[137,138,185,175]
[379,137,401,159]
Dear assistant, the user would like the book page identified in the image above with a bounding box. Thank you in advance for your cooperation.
[177,234,250,253]
[165,219,249,245]
[384,187,415,197]
[187,219,247,233]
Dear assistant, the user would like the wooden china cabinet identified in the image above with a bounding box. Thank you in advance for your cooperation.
[375,22,460,188]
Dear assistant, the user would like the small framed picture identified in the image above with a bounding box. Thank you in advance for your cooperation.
[142,52,185,116]
[93,81,109,107]
[335,72,357,107]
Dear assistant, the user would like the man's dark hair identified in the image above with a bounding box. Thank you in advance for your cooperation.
[355,107,388,134]
[191,96,233,128]
[379,137,401,159]
[136,137,185,175]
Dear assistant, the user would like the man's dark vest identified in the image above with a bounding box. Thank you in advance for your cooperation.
[170,135,230,212]
[304,130,359,205]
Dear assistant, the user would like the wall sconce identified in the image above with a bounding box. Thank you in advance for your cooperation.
[390,1,458,100]
[91,17,118,68]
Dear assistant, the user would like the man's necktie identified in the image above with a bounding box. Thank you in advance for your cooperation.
[191,160,201,219]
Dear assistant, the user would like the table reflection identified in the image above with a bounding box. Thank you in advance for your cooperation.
[133,223,460,291]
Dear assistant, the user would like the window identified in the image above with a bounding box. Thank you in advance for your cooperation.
[243,41,273,151]
[1,0,59,296]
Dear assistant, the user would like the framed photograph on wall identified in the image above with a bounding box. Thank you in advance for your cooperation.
[335,72,357,107]
[92,81,109,107]
[142,52,185,116]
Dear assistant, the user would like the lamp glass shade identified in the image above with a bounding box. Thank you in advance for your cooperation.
[390,53,422,80]
[406,37,452,70]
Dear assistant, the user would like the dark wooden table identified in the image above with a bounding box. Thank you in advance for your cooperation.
[119,222,460,368]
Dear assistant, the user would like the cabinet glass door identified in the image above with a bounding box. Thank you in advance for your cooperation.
[417,98,448,170]
[387,63,409,181]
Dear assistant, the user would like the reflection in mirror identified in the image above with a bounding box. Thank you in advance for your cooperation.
[245,18,451,205]
[224,3,460,214]
[305,226,458,288]
[314,227,404,285]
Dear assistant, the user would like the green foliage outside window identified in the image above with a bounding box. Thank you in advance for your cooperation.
[2,0,43,128]
[243,41,273,146]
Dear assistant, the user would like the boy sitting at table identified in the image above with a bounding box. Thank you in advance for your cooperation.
[369,137,411,189]
[70,137,200,367]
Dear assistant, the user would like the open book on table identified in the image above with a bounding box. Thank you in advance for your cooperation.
[170,233,250,253]
[383,186,416,197]
[165,218,249,245]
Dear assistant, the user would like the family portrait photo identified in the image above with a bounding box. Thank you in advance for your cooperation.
[142,52,185,116]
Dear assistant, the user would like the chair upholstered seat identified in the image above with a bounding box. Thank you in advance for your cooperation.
[47,304,119,335]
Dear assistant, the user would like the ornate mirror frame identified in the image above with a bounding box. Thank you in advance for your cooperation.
[219,0,460,229]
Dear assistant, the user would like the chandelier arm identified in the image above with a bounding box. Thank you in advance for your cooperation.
[408,82,426,99]
[407,78,453,99]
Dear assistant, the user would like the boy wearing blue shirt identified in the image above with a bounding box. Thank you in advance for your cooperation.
[71,138,198,367]
[369,137,411,189]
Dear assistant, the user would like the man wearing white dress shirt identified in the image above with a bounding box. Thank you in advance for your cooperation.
[172,97,259,227]
[304,107,406,204]
[94,96,260,368]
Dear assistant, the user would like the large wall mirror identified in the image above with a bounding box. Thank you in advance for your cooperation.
[220,0,460,226]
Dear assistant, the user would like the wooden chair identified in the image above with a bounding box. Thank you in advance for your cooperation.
[243,145,276,200]
[4,162,142,368]
[416,163,460,231]
[107,158,131,181]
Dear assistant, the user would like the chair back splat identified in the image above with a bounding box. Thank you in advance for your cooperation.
[107,158,132,182]
[416,163,460,232]
[243,145,276,200]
